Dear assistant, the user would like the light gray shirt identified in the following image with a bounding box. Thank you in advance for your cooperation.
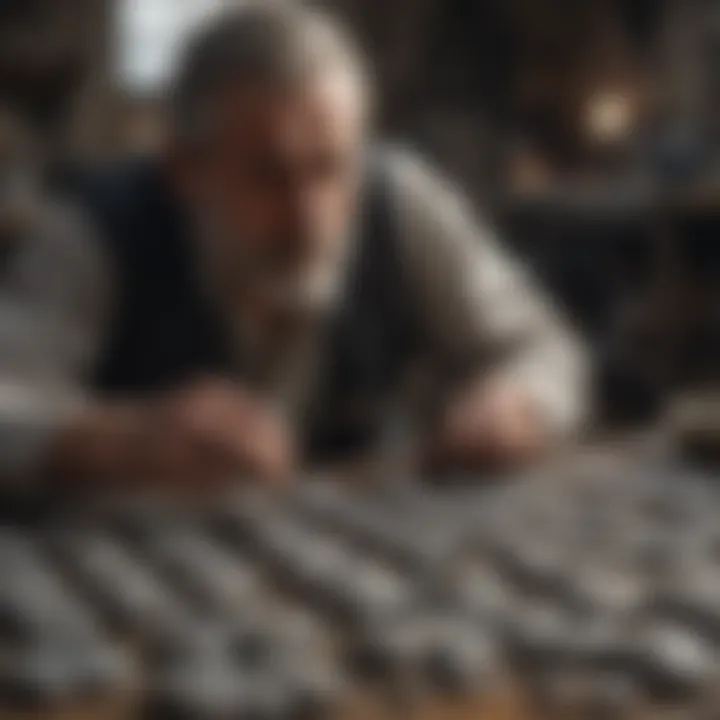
[0,148,590,482]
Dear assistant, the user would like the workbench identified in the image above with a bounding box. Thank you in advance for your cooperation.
[0,444,717,719]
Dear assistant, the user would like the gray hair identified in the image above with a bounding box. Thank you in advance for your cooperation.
[171,1,370,142]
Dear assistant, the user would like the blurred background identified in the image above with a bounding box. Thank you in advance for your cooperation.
[2,0,720,431]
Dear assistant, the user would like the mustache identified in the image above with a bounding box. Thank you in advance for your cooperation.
[200,221,343,309]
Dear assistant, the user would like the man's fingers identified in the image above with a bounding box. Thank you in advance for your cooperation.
[430,382,545,472]
[183,384,293,479]
[221,408,295,481]
[169,380,296,482]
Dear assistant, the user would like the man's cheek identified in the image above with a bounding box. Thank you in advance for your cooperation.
[246,191,291,236]
[329,187,357,241]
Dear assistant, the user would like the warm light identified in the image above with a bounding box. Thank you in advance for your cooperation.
[585,89,635,144]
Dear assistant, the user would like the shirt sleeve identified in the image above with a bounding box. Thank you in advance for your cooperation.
[0,202,113,484]
[386,147,591,438]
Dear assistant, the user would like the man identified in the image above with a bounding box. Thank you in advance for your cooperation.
[0,2,588,492]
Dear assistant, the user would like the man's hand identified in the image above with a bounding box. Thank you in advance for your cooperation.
[426,379,547,473]
[157,378,293,482]
[44,378,294,492]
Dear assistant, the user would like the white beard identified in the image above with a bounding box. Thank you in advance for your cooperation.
[254,258,341,315]
[196,215,349,319]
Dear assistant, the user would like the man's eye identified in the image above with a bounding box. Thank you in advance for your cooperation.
[248,159,286,185]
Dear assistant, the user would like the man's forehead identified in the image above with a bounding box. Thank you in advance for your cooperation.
[212,73,367,152]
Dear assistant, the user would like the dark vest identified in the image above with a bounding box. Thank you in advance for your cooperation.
[79,157,420,462]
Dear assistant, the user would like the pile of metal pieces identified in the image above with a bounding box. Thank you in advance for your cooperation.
[2,460,720,718]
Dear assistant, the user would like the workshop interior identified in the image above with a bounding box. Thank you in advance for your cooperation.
[2,0,720,718]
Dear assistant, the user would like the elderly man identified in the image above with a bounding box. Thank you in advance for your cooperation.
[0,2,587,491]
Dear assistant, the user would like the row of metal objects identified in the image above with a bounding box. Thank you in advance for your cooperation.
[0,518,344,719]
[261,470,720,716]
[2,464,720,717]
[0,480,510,719]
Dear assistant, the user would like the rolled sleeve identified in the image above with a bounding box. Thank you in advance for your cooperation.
[0,383,90,485]
[0,202,112,484]
[488,332,590,439]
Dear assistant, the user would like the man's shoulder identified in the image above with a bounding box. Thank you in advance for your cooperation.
[369,143,468,224]
[368,143,437,193]
[367,143,484,261]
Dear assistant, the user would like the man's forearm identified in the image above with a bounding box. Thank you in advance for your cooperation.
[387,147,591,448]
[37,379,296,492]
[40,402,148,490]
[0,383,148,490]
